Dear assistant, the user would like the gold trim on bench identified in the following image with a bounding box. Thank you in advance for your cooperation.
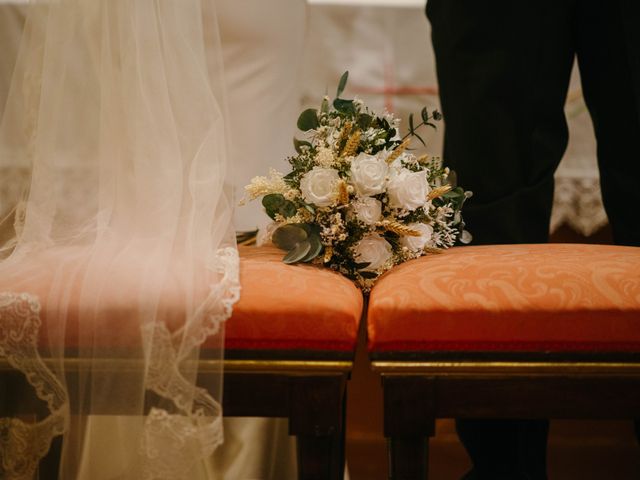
[0,358,352,375]
[371,361,640,376]
[224,359,352,374]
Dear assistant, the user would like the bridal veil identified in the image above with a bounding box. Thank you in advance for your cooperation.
[0,0,239,478]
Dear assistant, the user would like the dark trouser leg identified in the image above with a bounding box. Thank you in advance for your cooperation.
[577,0,640,453]
[575,0,640,247]
[426,2,572,478]
[426,0,575,244]
[456,419,549,480]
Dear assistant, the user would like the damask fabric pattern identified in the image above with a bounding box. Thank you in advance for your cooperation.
[368,244,640,353]
[226,246,362,351]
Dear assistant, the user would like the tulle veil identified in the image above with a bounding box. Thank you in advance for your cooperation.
[0,0,239,478]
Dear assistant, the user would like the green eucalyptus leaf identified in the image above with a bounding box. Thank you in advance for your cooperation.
[357,113,373,131]
[333,98,355,115]
[442,187,466,209]
[354,261,371,269]
[421,107,429,123]
[301,235,323,262]
[279,201,298,218]
[385,129,397,141]
[283,240,312,264]
[262,193,285,208]
[359,271,379,279]
[272,224,308,250]
[443,187,465,199]
[409,113,415,134]
[297,108,319,131]
[262,194,286,220]
[294,223,317,236]
[336,71,349,98]
[446,170,458,187]
[293,137,313,154]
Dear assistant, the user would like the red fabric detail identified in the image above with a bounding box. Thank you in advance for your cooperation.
[225,338,355,352]
[369,340,640,353]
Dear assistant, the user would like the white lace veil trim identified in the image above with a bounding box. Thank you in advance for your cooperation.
[0,0,239,478]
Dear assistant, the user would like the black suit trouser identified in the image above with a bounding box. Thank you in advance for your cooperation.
[427,1,640,478]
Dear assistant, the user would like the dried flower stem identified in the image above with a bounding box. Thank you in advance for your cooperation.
[337,121,353,155]
[340,130,361,158]
[427,184,452,201]
[379,220,421,237]
[386,138,411,164]
[337,181,350,205]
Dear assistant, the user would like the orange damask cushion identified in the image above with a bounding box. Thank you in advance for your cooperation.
[0,246,362,354]
[226,246,363,352]
[368,244,640,354]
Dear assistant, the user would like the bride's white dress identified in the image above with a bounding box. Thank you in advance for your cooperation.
[0,1,305,478]
[207,1,307,478]
[72,1,308,478]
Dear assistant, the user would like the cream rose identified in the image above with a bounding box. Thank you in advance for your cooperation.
[349,153,388,196]
[353,234,393,271]
[351,197,382,225]
[299,167,340,207]
[387,168,430,211]
[401,223,434,253]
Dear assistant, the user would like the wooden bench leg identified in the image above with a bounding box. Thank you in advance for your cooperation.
[388,436,430,480]
[297,433,345,480]
[289,375,347,480]
[384,376,436,480]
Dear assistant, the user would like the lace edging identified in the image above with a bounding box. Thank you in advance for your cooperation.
[140,246,240,479]
[0,292,68,480]
[551,176,608,236]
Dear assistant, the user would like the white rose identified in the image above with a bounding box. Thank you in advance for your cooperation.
[351,197,382,225]
[387,168,430,211]
[299,167,340,207]
[349,152,389,196]
[353,234,393,271]
[401,223,434,253]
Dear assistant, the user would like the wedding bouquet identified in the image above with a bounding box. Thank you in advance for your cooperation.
[244,72,471,290]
